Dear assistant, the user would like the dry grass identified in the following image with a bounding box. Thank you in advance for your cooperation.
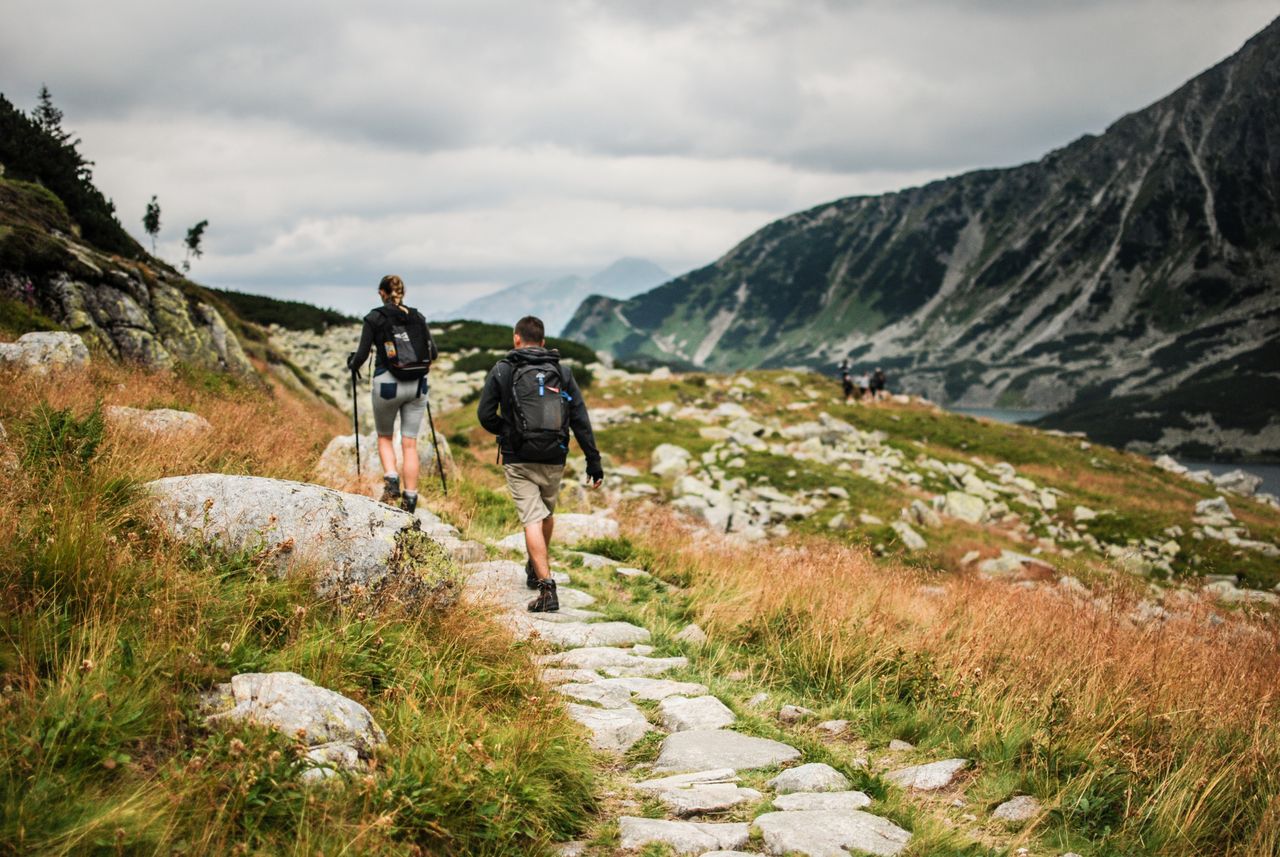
[614,506,1280,856]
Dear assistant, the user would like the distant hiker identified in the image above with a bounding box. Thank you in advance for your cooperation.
[841,370,854,403]
[856,371,871,401]
[347,274,439,513]
[477,315,603,613]
[871,367,887,400]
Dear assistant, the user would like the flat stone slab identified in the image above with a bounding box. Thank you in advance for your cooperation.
[658,783,763,817]
[766,762,850,794]
[496,513,619,551]
[564,703,651,753]
[597,676,710,700]
[885,758,969,791]
[463,560,579,603]
[654,729,801,773]
[540,647,688,677]
[555,681,635,709]
[754,809,912,856]
[617,817,750,854]
[508,618,651,648]
[633,768,740,792]
[658,695,737,732]
[772,791,872,812]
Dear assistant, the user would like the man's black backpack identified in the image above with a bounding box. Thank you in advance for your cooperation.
[375,305,438,380]
[505,355,571,461]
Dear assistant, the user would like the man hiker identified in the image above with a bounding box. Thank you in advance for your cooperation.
[347,274,439,513]
[477,315,603,612]
[871,367,887,401]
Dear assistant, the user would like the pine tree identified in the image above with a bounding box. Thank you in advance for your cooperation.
[143,196,161,254]
[33,85,72,145]
[182,220,208,273]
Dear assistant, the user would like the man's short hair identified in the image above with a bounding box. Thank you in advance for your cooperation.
[514,316,545,344]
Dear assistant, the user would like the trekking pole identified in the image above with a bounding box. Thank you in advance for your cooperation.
[424,394,448,496]
[348,353,362,477]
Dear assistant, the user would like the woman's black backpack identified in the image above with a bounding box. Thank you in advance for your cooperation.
[375,305,438,380]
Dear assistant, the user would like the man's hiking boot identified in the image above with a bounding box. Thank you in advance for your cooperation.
[527,578,559,613]
[401,492,418,514]
[525,557,539,590]
[381,475,401,504]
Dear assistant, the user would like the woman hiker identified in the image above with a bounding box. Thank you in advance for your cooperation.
[347,274,439,513]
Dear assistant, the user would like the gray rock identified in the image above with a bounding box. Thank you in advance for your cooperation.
[887,739,915,751]
[746,692,770,708]
[906,499,943,528]
[674,622,709,645]
[564,703,651,753]
[766,763,850,794]
[497,513,619,549]
[659,695,737,732]
[992,795,1041,822]
[657,783,763,817]
[772,791,872,811]
[654,729,801,773]
[316,431,452,485]
[652,443,693,478]
[890,521,927,551]
[555,681,635,709]
[633,768,740,792]
[105,405,211,436]
[554,842,587,857]
[202,672,385,781]
[754,809,911,856]
[615,566,649,578]
[1195,496,1234,520]
[1212,469,1262,497]
[885,758,969,791]
[817,719,850,736]
[942,492,986,523]
[0,331,90,374]
[617,817,750,854]
[596,676,710,700]
[1153,455,1187,475]
[540,646,688,677]
[147,474,438,596]
[778,704,816,723]
[502,615,651,648]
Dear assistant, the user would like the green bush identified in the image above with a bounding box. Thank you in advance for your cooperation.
[434,319,598,364]
[209,287,356,334]
[0,295,58,336]
[451,350,504,375]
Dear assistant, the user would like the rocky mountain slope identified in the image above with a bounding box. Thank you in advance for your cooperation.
[445,257,668,336]
[565,17,1280,461]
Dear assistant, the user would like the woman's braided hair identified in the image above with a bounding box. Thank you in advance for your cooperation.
[378,274,405,306]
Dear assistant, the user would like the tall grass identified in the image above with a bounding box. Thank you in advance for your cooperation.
[613,507,1280,856]
[0,364,596,855]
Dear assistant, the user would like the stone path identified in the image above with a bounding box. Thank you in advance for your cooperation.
[465,529,920,856]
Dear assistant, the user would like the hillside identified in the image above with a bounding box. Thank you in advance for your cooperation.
[444,257,669,336]
[565,17,1280,461]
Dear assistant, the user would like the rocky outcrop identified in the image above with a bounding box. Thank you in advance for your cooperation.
[565,17,1280,459]
[316,431,454,484]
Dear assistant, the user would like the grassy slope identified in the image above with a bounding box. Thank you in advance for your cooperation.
[432,370,1280,856]
[0,357,597,855]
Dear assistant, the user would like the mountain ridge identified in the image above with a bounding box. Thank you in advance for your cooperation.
[565,16,1280,460]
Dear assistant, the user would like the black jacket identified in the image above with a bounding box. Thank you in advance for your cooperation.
[477,347,601,469]
[348,302,435,375]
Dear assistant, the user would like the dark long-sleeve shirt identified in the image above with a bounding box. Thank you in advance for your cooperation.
[477,347,601,468]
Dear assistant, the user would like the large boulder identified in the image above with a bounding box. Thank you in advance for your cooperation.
[147,473,444,596]
[201,671,385,782]
[0,331,90,374]
[105,405,212,436]
[316,431,453,484]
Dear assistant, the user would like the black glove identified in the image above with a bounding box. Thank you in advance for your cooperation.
[586,462,604,485]
[346,352,362,378]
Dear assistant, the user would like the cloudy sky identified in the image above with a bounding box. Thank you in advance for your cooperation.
[2,0,1275,316]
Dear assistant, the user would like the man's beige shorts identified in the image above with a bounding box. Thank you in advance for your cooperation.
[503,462,565,525]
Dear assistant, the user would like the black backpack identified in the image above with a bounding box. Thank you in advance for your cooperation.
[505,357,571,461]
[375,305,438,380]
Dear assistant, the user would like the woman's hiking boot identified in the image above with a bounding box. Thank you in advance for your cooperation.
[527,578,558,613]
[401,491,418,514]
[525,557,539,590]
[381,474,401,504]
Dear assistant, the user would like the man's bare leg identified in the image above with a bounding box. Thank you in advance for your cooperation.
[525,516,551,581]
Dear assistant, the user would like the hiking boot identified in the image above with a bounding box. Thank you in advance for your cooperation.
[527,578,559,613]
[400,492,418,514]
[525,557,539,590]
[381,474,401,504]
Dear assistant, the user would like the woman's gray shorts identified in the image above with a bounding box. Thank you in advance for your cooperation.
[371,372,427,438]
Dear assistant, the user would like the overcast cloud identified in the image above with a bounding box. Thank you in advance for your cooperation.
[2,0,1275,315]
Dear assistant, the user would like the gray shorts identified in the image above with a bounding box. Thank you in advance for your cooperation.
[371,372,427,438]
[503,462,564,525]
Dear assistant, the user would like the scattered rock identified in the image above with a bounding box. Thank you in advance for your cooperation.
[202,672,385,782]
[754,809,911,857]
[554,681,634,709]
[1153,455,1187,475]
[891,521,928,551]
[1195,496,1234,520]
[1212,469,1262,497]
[657,783,763,817]
[674,623,709,645]
[316,431,452,484]
[654,729,801,773]
[105,405,212,436]
[766,762,850,794]
[0,331,90,374]
[596,676,710,700]
[658,695,737,732]
[564,703,651,753]
[617,817,750,854]
[942,492,986,524]
[887,739,915,751]
[772,791,872,812]
[615,566,649,579]
[778,704,816,724]
[540,646,688,677]
[1072,505,1098,522]
[906,499,943,529]
[633,769,740,792]
[652,443,693,478]
[817,719,850,736]
[992,795,1041,823]
[746,692,770,708]
[885,758,969,791]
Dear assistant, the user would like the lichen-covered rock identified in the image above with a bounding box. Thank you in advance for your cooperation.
[0,331,90,374]
[105,405,212,436]
[147,473,452,597]
[202,671,385,782]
